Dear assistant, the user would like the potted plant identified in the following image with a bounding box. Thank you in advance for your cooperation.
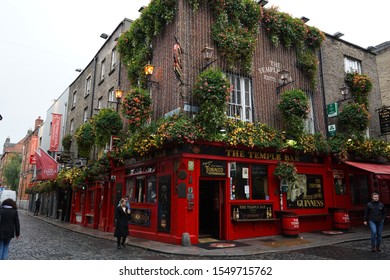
[122,87,152,132]
[273,161,297,182]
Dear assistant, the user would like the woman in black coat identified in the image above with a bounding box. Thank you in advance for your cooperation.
[0,198,20,260]
[114,198,130,249]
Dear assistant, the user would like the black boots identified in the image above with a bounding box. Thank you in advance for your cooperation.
[372,246,382,252]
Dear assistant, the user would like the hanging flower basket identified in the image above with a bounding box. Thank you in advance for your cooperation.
[273,161,297,182]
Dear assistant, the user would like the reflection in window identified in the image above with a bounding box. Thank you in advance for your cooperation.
[252,165,268,200]
[350,174,369,205]
[232,163,250,200]
[146,176,157,203]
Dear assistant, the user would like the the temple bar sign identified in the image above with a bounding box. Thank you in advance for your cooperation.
[379,108,390,134]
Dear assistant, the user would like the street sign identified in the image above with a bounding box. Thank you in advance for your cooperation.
[327,103,338,118]
[328,124,336,137]
[379,108,390,134]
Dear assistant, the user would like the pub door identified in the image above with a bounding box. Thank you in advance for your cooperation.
[199,180,225,240]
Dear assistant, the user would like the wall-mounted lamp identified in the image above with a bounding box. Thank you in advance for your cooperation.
[144,63,159,87]
[138,6,146,13]
[75,68,83,72]
[100,33,109,39]
[300,16,310,23]
[339,86,351,102]
[107,89,123,112]
[201,46,217,71]
[257,0,268,7]
[333,32,344,39]
[276,69,294,94]
[367,46,377,52]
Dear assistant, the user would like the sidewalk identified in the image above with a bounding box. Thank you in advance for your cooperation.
[24,210,390,257]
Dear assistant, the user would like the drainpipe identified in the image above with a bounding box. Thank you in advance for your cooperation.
[319,46,329,135]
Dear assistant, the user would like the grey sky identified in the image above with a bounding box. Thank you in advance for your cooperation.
[0,0,387,146]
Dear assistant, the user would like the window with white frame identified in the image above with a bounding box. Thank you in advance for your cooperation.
[97,97,103,110]
[83,107,88,123]
[85,76,92,96]
[70,119,74,134]
[108,87,115,102]
[304,93,315,134]
[72,91,77,108]
[111,48,117,70]
[344,56,362,74]
[226,73,253,122]
[100,59,105,81]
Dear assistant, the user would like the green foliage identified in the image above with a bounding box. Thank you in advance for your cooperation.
[278,89,309,139]
[75,122,95,158]
[210,0,261,72]
[62,134,72,152]
[2,154,21,191]
[93,108,123,147]
[193,68,231,136]
[273,161,297,182]
[117,0,177,88]
[338,103,370,136]
[262,6,324,89]
[122,87,152,132]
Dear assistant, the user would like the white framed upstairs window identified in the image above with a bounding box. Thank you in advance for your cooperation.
[72,91,77,108]
[100,59,106,81]
[108,87,115,102]
[304,93,315,134]
[70,119,74,134]
[97,97,103,109]
[111,48,117,70]
[85,76,92,97]
[344,56,362,74]
[83,107,88,123]
[226,73,253,122]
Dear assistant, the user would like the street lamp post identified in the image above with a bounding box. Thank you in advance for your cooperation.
[114,89,123,112]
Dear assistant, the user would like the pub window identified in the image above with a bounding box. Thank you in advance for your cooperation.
[251,165,268,200]
[226,73,253,122]
[88,190,95,212]
[232,163,250,200]
[126,177,136,203]
[350,174,369,205]
[136,176,146,203]
[145,176,157,203]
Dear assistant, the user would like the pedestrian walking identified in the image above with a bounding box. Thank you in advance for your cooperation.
[364,192,386,252]
[114,198,130,249]
[0,198,20,260]
[34,197,41,216]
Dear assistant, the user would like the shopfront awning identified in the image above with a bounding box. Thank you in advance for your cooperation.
[345,161,390,180]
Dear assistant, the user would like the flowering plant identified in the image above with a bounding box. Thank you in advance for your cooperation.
[74,122,95,158]
[122,87,151,132]
[338,103,370,135]
[345,72,373,95]
[93,108,123,147]
[273,161,297,182]
[278,90,309,119]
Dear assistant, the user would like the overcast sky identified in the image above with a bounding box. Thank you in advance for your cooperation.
[0,0,387,148]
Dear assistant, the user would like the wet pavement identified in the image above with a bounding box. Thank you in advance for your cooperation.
[7,210,390,260]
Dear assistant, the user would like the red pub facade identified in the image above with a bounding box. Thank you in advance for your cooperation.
[65,0,388,245]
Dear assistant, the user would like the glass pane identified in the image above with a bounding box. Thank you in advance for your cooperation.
[252,165,268,200]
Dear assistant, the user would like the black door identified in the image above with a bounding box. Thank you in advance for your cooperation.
[199,180,221,239]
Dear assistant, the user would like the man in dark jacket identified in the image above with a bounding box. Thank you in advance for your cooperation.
[0,198,20,260]
[364,192,387,252]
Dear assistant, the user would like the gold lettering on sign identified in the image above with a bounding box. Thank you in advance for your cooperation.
[227,149,299,162]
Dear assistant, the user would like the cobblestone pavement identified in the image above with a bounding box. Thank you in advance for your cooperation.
[8,212,389,260]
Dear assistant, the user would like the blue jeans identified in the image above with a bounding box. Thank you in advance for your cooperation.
[0,239,11,260]
[368,220,384,247]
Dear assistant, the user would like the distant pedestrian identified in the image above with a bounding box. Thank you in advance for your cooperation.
[114,198,130,249]
[0,198,20,260]
[364,192,386,252]
[34,198,41,216]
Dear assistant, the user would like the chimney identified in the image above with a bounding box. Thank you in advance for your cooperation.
[35,116,43,130]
